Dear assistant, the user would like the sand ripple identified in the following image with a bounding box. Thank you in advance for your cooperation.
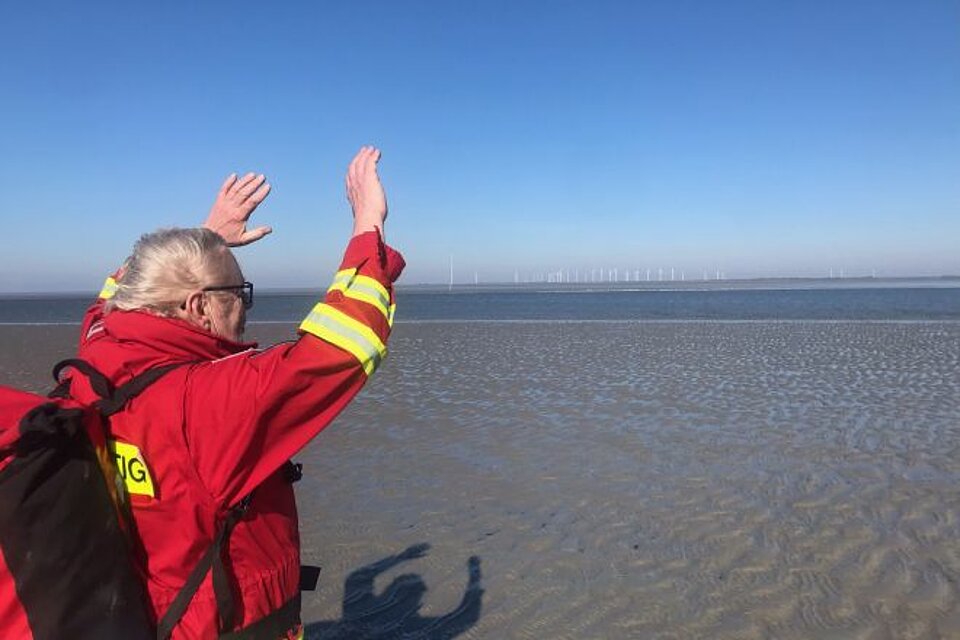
[4,321,958,638]
[275,322,960,639]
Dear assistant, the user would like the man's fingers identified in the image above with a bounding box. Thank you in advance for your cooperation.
[219,173,238,195]
[238,226,273,245]
[247,182,271,207]
[357,148,370,179]
[354,146,375,179]
[362,146,381,177]
[348,149,363,191]
[363,147,380,178]
[346,146,382,209]
[228,172,257,196]
[363,145,376,166]
[238,174,266,198]
[352,147,369,189]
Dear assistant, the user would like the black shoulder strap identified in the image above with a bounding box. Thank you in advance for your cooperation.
[51,357,249,639]
[52,358,114,400]
[98,364,184,416]
[50,359,186,416]
[156,497,252,640]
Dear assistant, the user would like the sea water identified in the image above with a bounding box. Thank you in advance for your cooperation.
[2,284,959,324]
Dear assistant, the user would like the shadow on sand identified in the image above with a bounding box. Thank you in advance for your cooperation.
[305,543,483,640]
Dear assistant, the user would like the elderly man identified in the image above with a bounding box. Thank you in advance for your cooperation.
[67,147,404,639]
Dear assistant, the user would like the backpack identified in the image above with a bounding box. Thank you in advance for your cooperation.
[0,359,179,640]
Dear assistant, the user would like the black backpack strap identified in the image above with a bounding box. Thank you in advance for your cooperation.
[52,358,115,400]
[156,496,252,640]
[48,379,72,400]
[217,594,301,640]
[98,364,185,417]
[50,359,186,416]
[51,357,249,639]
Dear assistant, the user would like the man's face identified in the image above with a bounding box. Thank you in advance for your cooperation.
[204,249,247,342]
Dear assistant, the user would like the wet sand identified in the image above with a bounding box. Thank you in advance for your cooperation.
[3,322,960,639]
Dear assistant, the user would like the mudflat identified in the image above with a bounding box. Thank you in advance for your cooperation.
[3,321,959,639]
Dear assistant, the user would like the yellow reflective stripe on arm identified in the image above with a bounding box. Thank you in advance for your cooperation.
[326,269,392,322]
[327,268,357,292]
[300,303,387,376]
[341,280,390,319]
[388,303,396,328]
[351,275,389,305]
[99,276,118,300]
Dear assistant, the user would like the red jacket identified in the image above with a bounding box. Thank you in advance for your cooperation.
[69,231,404,639]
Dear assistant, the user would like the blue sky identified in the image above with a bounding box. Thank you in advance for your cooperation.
[1,0,957,291]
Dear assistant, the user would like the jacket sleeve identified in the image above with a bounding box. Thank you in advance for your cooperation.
[182,231,405,507]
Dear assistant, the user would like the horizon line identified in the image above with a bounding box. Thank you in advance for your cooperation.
[3,274,960,298]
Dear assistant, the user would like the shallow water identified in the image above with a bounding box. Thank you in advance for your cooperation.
[3,285,960,324]
[3,322,958,638]
[283,322,960,639]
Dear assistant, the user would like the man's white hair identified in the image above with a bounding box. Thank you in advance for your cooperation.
[106,228,230,315]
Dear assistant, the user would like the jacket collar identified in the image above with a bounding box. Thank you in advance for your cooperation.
[102,310,258,364]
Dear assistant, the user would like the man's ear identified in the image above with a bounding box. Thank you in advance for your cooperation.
[180,290,212,330]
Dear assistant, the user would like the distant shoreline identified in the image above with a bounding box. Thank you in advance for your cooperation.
[395,276,960,295]
[4,276,959,299]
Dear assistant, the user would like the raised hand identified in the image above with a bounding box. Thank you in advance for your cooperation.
[203,172,273,247]
[346,146,388,237]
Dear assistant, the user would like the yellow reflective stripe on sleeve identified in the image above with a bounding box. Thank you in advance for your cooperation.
[341,281,390,319]
[99,276,118,300]
[351,274,389,306]
[326,270,391,322]
[388,303,396,328]
[327,268,357,292]
[107,440,155,497]
[300,303,387,376]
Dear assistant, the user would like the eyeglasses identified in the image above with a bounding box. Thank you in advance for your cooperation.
[202,281,254,309]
